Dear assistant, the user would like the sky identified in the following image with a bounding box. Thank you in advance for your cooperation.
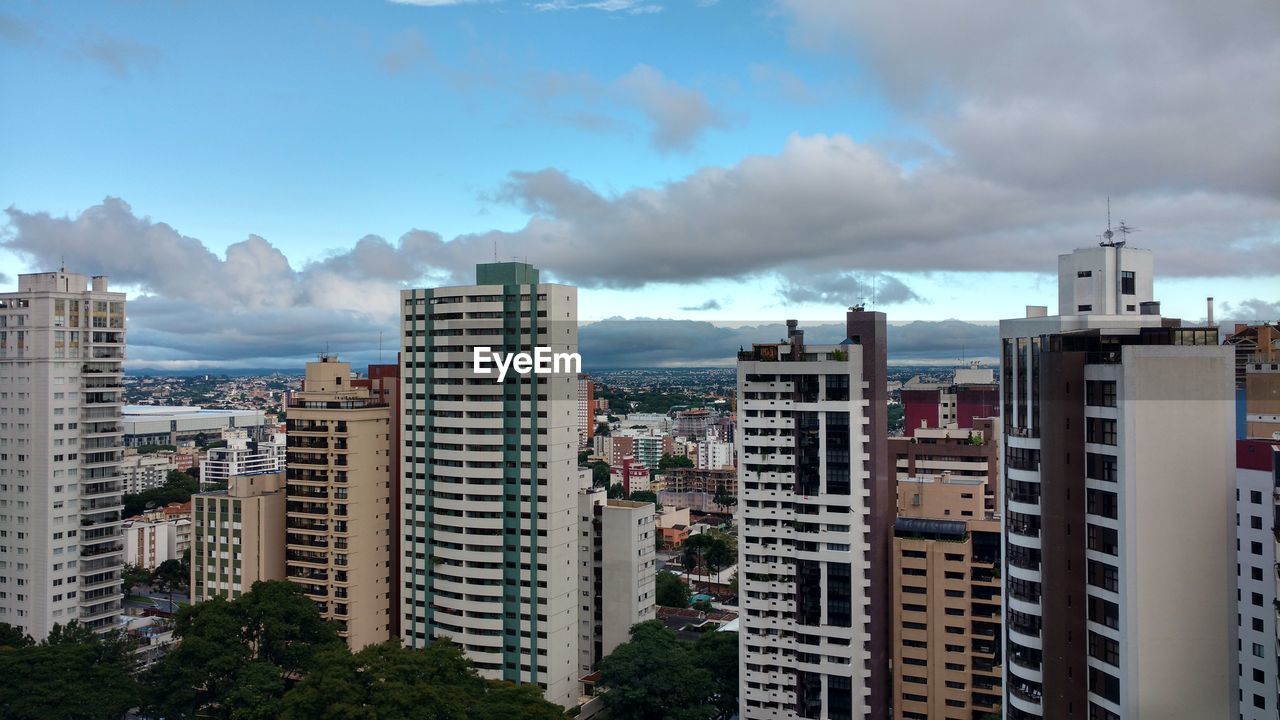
[0,0,1277,368]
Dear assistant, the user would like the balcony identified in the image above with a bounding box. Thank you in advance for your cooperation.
[82,542,125,558]
[81,497,124,513]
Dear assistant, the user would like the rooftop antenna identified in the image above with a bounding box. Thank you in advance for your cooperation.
[378,331,384,363]
[1099,197,1116,246]
[1114,220,1138,245]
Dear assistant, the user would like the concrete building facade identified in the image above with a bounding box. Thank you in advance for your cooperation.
[889,420,1002,719]
[1236,439,1278,719]
[190,471,286,601]
[999,244,1236,720]
[200,431,286,490]
[120,450,178,494]
[0,270,126,639]
[285,357,394,650]
[736,313,891,720]
[577,480,656,674]
[400,262,582,708]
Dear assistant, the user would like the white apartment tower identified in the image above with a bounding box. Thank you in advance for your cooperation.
[736,313,892,720]
[0,270,126,639]
[999,243,1236,720]
[400,262,582,708]
[200,431,286,490]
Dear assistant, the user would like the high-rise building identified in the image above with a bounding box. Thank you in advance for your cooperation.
[1235,439,1278,719]
[200,431,286,490]
[400,262,582,708]
[576,474,657,673]
[190,471,286,602]
[999,243,1236,720]
[899,363,999,437]
[888,419,1002,719]
[736,313,891,720]
[578,374,595,447]
[285,356,394,650]
[0,270,126,639]
[696,432,735,470]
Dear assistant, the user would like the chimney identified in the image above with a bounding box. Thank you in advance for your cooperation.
[1206,297,1214,325]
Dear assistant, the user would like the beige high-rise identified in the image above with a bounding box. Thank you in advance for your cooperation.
[890,421,1002,720]
[285,357,394,649]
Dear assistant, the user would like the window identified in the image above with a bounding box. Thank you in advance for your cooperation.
[1087,453,1117,482]
[1086,380,1116,407]
[1087,418,1117,445]
[1078,304,1093,312]
[1087,524,1118,556]
[1088,631,1119,666]
[1077,270,1093,278]
[1120,271,1135,295]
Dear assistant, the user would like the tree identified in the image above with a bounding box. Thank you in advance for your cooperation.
[595,421,611,437]
[711,482,736,509]
[0,623,32,649]
[627,489,658,508]
[655,570,690,608]
[122,562,153,596]
[578,450,591,466]
[589,460,611,487]
[694,631,738,720]
[123,469,199,517]
[598,621,715,720]
[152,558,188,609]
[0,621,141,720]
[657,453,693,472]
[606,482,625,499]
[143,580,343,719]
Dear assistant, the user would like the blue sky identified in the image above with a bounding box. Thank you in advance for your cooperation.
[1,0,1276,367]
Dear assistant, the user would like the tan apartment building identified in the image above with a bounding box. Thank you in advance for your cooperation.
[190,470,286,601]
[285,356,394,650]
[890,420,1002,720]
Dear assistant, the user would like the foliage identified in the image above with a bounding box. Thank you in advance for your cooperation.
[657,453,694,472]
[606,482,626,499]
[0,621,141,720]
[691,631,738,720]
[627,490,659,509]
[887,403,904,435]
[597,621,728,720]
[142,580,344,719]
[577,450,592,466]
[711,482,736,508]
[122,562,153,595]
[136,443,177,453]
[588,460,611,487]
[281,641,563,720]
[595,421,611,437]
[123,469,199,517]
[655,570,690,608]
[0,623,32,649]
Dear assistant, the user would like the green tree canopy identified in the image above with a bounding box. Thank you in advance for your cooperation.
[655,570,690,608]
[627,489,659,508]
[123,469,199,517]
[657,453,693,472]
[0,621,141,720]
[598,621,716,720]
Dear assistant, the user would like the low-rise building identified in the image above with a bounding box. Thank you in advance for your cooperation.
[123,404,272,447]
[610,455,652,495]
[190,471,287,602]
[120,451,178,494]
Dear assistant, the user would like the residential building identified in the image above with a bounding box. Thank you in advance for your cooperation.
[1236,439,1278,719]
[889,420,1002,719]
[285,356,394,650]
[353,361,402,641]
[657,506,692,550]
[900,363,999,437]
[736,313,892,720]
[579,374,595,447]
[0,269,126,639]
[1243,361,1280,440]
[662,467,738,495]
[122,404,271,447]
[123,514,188,569]
[200,431,286,490]
[610,455,651,495]
[577,478,657,674]
[400,262,582,708]
[120,450,177,494]
[999,243,1236,720]
[610,430,673,468]
[675,408,714,440]
[1225,322,1280,388]
[696,433,735,470]
[190,470,286,602]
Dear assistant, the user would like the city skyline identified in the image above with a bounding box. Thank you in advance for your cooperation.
[1,1,1276,369]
